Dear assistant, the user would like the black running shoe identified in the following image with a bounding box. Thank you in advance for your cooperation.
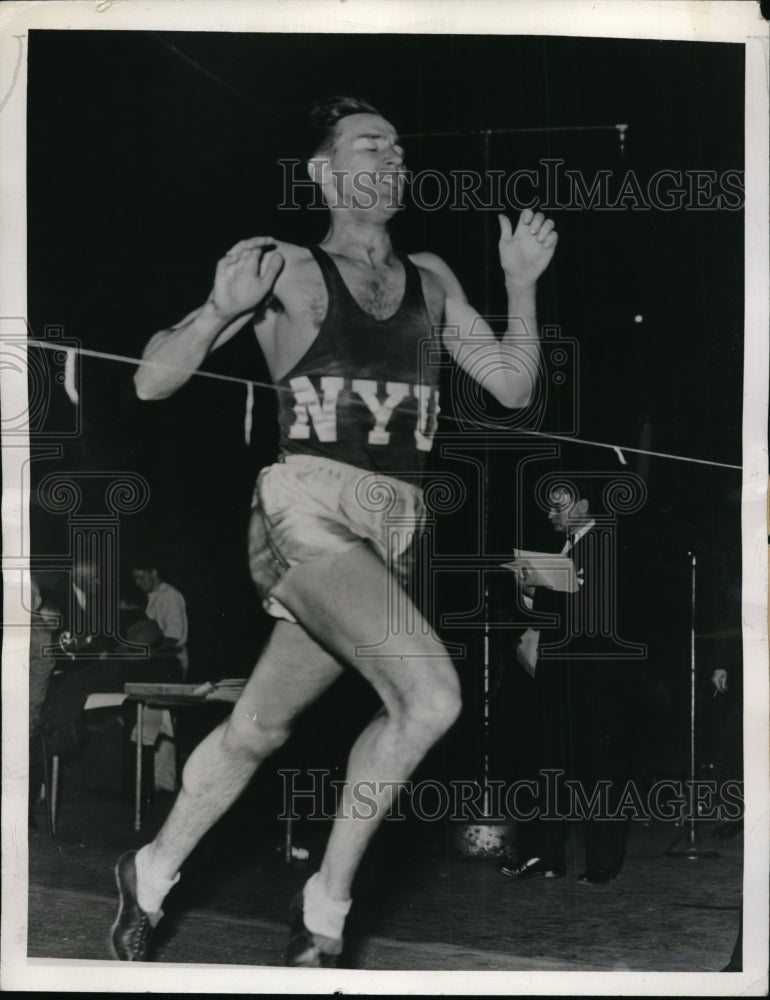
[286,893,343,968]
[109,850,161,961]
[498,856,565,880]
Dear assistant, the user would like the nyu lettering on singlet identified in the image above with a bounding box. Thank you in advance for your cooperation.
[276,246,441,484]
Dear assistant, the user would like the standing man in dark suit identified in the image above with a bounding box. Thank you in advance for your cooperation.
[500,477,646,886]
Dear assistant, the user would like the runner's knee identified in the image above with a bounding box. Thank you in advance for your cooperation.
[400,664,462,741]
[418,684,462,738]
[223,708,292,757]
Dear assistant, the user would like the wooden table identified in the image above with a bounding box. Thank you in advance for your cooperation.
[124,682,244,831]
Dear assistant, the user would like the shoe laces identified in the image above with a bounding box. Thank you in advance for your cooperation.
[130,913,151,959]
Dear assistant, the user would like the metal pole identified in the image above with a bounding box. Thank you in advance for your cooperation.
[666,551,718,859]
[134,702,144,832]
[482,130,492,817]
[483,580,491,815]
[51,755,60,837]
[482,130,492,320]
[688,551,697,843]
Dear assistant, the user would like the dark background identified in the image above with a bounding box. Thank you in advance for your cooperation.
[26,32,744,799]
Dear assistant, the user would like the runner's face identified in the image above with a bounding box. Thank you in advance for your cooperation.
[324,113,406,212]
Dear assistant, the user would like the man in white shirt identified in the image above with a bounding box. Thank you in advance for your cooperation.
[131,561,190,794]
[132,563,189,675]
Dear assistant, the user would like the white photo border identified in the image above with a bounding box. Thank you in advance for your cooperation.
[1,1,767,995]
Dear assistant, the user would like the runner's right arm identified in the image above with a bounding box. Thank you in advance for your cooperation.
[134,237,284,400]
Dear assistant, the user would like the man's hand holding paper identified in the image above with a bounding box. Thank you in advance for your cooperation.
[502,549,580,593]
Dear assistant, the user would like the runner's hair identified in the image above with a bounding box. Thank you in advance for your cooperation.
[307,95,383,159]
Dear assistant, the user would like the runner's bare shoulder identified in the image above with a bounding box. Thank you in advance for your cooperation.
[267,242,327,319]
[266,242,320,301]
[246,239,306,323]
[252,242,327,373]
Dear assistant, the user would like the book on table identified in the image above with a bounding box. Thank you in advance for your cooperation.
[124,679,246,700]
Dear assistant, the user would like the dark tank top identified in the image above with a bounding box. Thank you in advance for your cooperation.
[276,246,441,485]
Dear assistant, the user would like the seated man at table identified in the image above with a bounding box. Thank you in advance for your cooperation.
[131,560,189,677]
[130,559,190,789]
[42,559,183,761]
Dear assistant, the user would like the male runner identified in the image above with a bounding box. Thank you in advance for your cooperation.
[110,96,558,966]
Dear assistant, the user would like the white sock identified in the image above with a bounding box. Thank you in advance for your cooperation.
[302,873,352,941]
[135,845,179,915]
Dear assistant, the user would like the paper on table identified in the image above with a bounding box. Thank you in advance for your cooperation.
[501,549,580,593]
[83,692,129,710]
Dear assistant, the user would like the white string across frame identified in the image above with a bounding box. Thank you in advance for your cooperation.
[26,339,742,472]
